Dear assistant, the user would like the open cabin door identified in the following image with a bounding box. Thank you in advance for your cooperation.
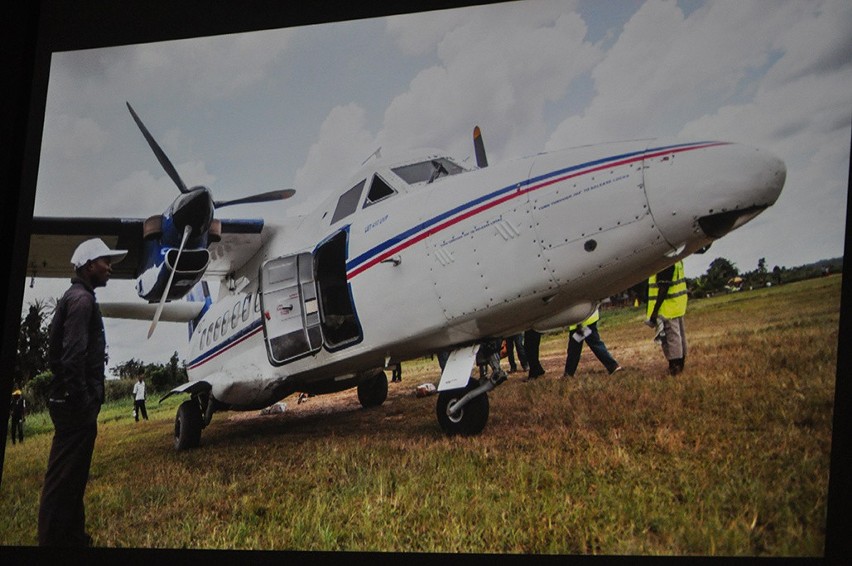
[315,230,362,351]
[259,253,323,365]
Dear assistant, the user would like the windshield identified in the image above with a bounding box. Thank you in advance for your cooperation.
[392,158,466,185]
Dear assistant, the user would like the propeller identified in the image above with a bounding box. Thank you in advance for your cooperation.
[148,225,192,339]
[127,102,189,194]
[126,101,298,337]
[214,189,296,209]
[126,101,296,206]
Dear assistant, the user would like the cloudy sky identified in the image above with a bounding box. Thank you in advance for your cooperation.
[22,0,852,369]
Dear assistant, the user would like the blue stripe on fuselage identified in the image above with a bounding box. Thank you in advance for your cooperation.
[346,142,711,276]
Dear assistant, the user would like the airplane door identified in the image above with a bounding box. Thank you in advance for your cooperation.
[259,253,323,365]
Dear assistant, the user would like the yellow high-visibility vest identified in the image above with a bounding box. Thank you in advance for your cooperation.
[569,308,600,331]
[647,261,688,319]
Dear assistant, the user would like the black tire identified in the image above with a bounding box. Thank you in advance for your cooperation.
[174,399,203,450]
[357,370,388,408]
[436,378,489,436]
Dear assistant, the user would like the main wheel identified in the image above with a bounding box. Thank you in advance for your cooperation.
[357,370,388,408]
[436,378,489,436]
[174,399,203,450]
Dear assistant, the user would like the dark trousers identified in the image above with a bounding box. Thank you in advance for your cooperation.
[134,399,148,421]
[38,400,99,547]
[564,322,620,376]
[505,334,528,371]
[523,329,545,378]
[10,417,24,443]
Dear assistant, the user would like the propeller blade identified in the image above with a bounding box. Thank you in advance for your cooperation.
[214,189,296,209]
[148,225,192,339]
[127,102,190,194]
[473,126,488,168]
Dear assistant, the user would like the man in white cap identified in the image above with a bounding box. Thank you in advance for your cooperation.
[38,238,127,547]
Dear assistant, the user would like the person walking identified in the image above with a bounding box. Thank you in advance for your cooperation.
[646,260,689,375]
[9,389,26,444]
[505,334,529,374]
[132,375,148,421]
[522,329,546,381]
[38,238,127,547]
[561,308,622,378]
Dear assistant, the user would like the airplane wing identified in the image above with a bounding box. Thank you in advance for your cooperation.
[26,217,266,280]
[206,219,269,278]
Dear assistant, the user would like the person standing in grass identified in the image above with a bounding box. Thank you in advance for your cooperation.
[38,238,127,547]
[505,333,529,374]
[562,308,622,378]
[9,389,26,444]
[646,260,689,376]
[522,329,546,381]
[132,375,148,422]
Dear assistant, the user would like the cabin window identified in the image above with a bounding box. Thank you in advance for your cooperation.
[242,295,252,322]
[207,323,214,346]
[231,303,240,329]
[200,329,207,350]
[391,158,465,185]
[330,179,366,224]
[363,174,396,207]
[214,318,221,341]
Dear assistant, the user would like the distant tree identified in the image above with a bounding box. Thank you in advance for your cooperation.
[111,358,146,379]
[772,265,783,285]
[756,257,767,286]
[703,257,739,294]
[15,299,53,388]
[24,370,54,412]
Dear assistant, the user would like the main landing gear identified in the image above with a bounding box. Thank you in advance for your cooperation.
[357,369,388,408]
[174,392,213,450]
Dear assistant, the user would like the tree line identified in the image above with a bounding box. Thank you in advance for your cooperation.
[688,256,842,298]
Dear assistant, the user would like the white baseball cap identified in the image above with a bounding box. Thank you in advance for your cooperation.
[70,238,128,268]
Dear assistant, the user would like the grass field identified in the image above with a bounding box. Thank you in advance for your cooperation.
[0,275,840,555]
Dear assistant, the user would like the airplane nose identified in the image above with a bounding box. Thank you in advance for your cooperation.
[642,141,786,249]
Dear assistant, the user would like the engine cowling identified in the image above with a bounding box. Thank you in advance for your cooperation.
[136,241,210,302]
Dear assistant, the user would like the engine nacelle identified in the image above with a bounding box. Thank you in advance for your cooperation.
[136,245,210,302]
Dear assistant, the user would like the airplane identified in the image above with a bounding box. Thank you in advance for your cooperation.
[25,103,787,450]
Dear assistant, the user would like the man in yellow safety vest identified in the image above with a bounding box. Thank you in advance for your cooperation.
[562,308,622,378]
[646,260,688,375]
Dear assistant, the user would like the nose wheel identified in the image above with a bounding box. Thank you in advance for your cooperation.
[436,378,490,436]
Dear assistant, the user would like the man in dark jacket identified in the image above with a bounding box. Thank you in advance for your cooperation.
[38,238,126,547]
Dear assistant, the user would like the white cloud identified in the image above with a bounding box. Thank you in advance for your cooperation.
[98,30,294,101]
[292,103,377,211]
[378,0,601,162]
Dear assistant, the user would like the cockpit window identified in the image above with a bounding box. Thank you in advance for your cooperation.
[364,174,396,208]
[392,158,465,185]
[331,179,366,224]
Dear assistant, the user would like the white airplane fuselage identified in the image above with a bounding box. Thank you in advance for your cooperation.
[183,139,785,410]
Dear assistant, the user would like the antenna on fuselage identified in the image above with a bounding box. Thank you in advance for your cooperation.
[361,146,382,166]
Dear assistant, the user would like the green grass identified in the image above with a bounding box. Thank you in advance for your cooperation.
[0,275,839,555]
